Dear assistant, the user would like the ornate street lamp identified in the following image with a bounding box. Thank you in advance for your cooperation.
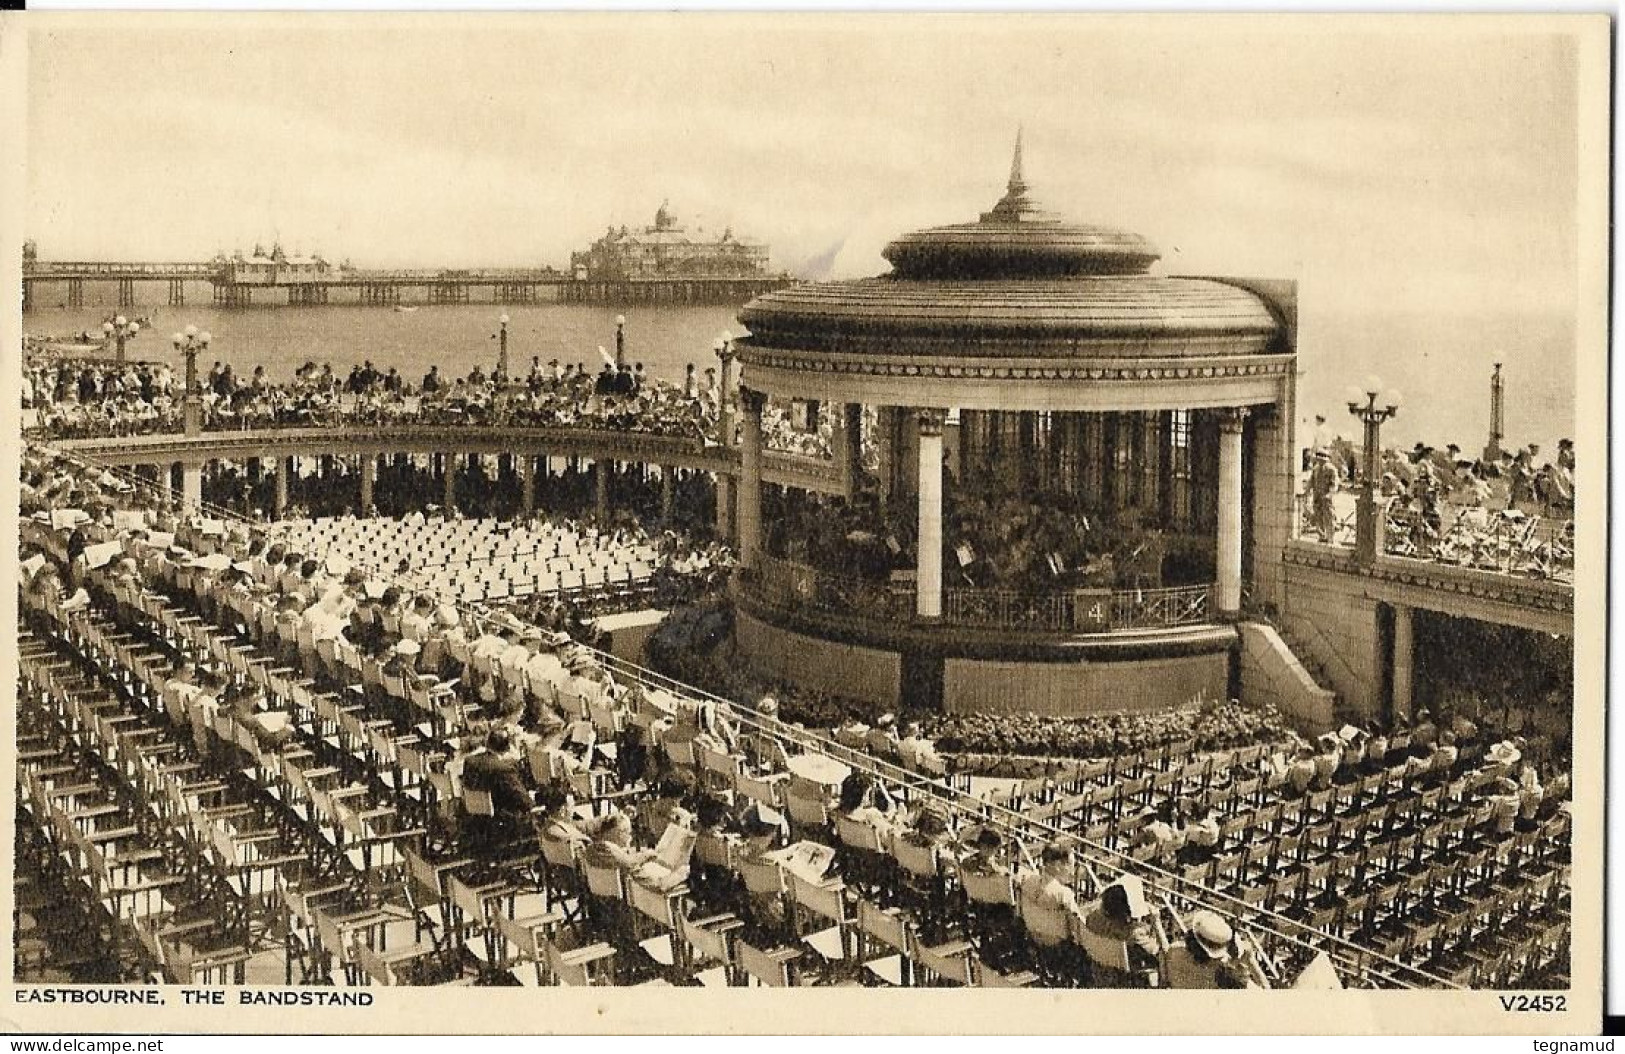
[497,313,511,380]
[614,314,627,370]
[103,315,141,363]
[1345,374,1401,564]
[172,324,211,436]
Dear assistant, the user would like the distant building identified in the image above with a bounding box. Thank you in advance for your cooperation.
[216,243,333,285]
[570,202,770,281]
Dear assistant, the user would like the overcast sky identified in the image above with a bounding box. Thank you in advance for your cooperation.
[25,14,1580,319]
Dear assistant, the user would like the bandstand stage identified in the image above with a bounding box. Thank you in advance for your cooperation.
[725,139,1300,715]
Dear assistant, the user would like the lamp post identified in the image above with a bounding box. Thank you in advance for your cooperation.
[172,324,211,436]
[614,314,626,370]
[497,313,510,380]
[1346,375,1401,564]
[103,315,141,363]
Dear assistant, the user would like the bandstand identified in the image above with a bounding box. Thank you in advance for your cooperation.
[728,139,1300,714]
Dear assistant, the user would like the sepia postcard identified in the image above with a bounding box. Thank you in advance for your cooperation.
[0,9,1608,1036]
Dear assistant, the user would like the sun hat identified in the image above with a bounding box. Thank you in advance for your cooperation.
[1103,875,1150,920]
[1188,910,1234,959]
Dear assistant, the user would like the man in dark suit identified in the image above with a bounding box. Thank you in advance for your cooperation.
[460,728,533,855]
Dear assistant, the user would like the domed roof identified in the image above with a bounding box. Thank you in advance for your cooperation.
[739,132,1286,358]
[881,129,1160,279]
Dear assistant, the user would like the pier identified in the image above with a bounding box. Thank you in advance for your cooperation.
[22,258,793,311]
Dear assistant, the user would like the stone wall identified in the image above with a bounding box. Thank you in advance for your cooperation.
[942,650,1230,717]
[1237,621,1337,734]
[733,605,901,708]
[1279,560,1384,720]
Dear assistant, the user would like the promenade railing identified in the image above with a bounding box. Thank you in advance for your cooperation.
[1296,492,1573,584]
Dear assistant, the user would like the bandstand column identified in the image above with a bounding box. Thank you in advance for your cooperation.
[521,456,537,515]
[443,455,456,513]
[738,389,767,570]
[842,402,864,495]
[660,467,676,522]
[916,409,945,619]
[360,455,376,512]
[1391,603,1415,724]
[1216,408,1248,616]
[595,460,611,521]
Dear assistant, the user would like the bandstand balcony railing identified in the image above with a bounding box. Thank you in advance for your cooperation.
[754,553,1213,634]
[1295,493,1574,584]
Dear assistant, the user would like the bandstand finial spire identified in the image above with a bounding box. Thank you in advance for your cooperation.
[1009,125,1026,192]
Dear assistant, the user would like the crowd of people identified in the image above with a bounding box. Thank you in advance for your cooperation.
[22,442,1343,989]
[21,342,838,463]
[1302,418,1575,580]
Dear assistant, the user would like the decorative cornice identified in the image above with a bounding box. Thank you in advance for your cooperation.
[1282,540,1574,618]
[740,346,1295,384]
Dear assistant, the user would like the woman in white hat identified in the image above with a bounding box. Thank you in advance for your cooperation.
[1164,910,1264,989]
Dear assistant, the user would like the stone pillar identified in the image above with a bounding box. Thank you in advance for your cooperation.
[916,409,946,619]
[360,454,376,512]
[715,474,735,541]
[1391,603,1414,724]
[521,456,537,515]
[660,466,676,522]
[274,458,290,519]
[181,460,203,511]
[443,456,457,512]
[595,460,611,521]
[1249,397,1294,612]
[738,389,767,570]
[1216,408,1249,616]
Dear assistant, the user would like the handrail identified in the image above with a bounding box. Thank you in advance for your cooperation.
[29,439,1454,990]
[754,553,1214,634]
[1295,493,1573,584]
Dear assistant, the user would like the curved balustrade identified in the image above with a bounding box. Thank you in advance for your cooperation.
[1295,493,1574,585]
[753,553,1213,635]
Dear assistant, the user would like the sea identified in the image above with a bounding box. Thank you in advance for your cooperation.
[23,284,1579,458]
